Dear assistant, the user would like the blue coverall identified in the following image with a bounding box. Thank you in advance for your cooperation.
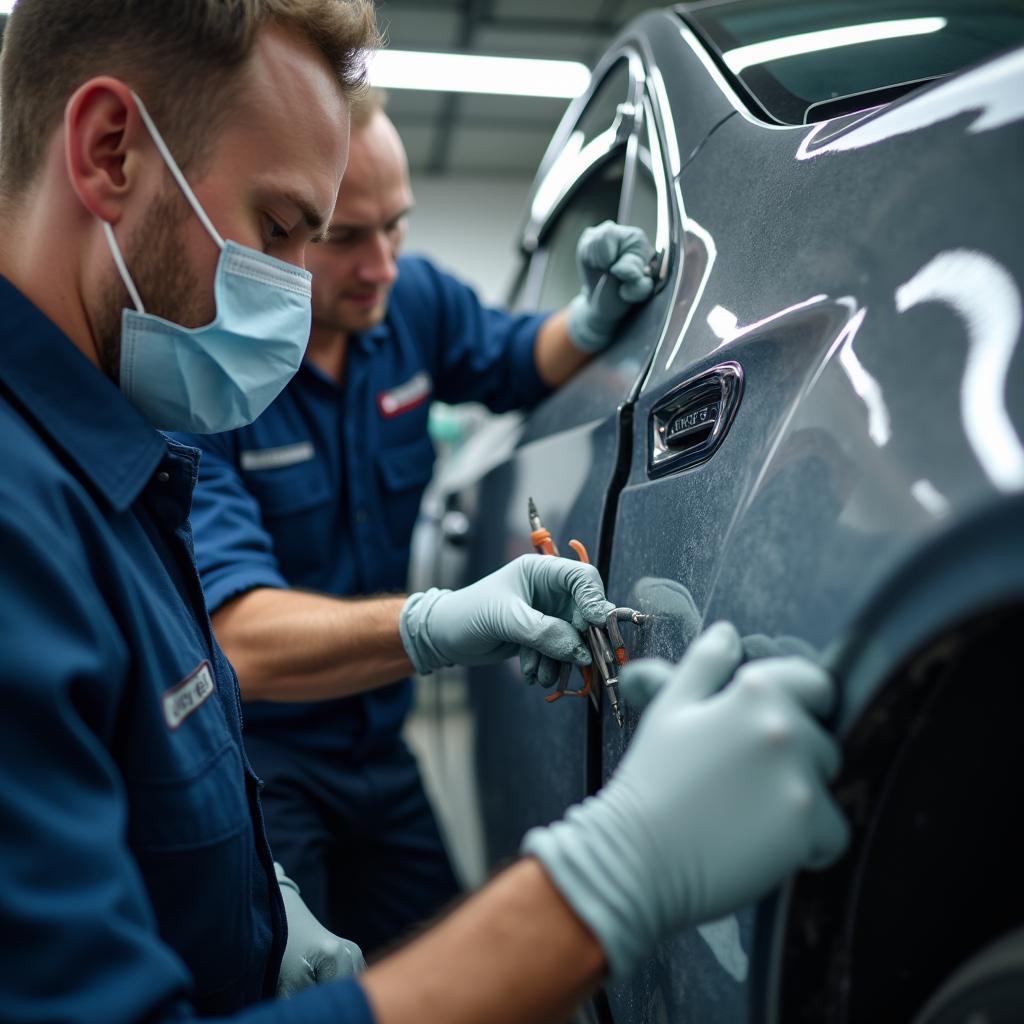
[0,276,374,1023]
[170,255,549,951]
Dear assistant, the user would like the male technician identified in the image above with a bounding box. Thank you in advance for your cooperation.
[171,89,657,953]
[0,1,848,1021]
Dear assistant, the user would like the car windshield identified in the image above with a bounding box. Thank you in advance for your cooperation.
[682,0,1024,123]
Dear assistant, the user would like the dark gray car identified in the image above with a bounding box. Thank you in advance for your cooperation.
[413,3,1024,1020]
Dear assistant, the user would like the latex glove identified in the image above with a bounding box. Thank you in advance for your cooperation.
[741,632,819,663]
[276,864,366,997]
[400,554,614,685]
[521,622,849,980]
[567,221,655,353]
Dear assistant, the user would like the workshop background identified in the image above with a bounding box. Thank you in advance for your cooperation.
[376,0,653,301]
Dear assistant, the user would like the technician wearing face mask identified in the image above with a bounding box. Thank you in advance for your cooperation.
[0,2,848,1022]
[168,87,657,955]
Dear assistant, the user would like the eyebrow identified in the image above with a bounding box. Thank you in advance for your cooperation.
[279,190,332,243]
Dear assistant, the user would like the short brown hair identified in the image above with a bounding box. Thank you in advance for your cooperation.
[0,0,379,200]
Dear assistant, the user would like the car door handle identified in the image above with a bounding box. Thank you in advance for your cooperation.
[648,361,744,477]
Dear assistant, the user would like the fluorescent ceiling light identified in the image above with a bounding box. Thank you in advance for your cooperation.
[723,17,947,74]
[368,49,590,99]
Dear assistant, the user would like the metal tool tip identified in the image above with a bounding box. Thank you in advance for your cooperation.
[528,497,537,515]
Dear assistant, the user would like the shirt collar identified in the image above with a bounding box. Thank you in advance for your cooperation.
[0,274,167,512]
[353,320,389,353]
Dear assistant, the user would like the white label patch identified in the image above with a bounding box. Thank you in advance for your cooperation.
[163,662,215,730]
[240,441,315,472]
[377,372,432,418]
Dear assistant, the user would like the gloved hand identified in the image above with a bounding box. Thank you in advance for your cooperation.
[400,554,614,685]
[741,632,819,663]
[567,221,655,353]
[276,864,366,997]
[521,622,849,980]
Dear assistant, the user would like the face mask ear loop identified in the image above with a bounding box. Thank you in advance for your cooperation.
[102,220,146,314]
[130,90,226,252]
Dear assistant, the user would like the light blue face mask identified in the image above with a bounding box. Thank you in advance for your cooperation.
[102,93,313,434]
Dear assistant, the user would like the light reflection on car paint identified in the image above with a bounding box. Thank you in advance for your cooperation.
[835,306,892,448]
[796,47,1024,160]
[910,478,952,518]
[696,915,750,983]
[660,219,717,369]
[896,249,1024,493]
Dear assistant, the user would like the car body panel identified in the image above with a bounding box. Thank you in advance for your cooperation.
[415,10,1024,1021]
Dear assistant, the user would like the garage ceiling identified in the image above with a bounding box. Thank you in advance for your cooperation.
[375,0,662,176]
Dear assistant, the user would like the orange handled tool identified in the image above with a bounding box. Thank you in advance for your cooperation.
[526,498,635,726]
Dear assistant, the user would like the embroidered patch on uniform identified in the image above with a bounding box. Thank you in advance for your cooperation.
[377,371,432,419]
[163,662,215,730]
[239,441,315,471]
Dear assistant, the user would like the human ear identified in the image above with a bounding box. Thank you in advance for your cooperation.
[63,77,147,225]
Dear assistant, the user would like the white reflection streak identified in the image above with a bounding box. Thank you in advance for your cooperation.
[696,916,749,983]
[911,479,952,518]
[836,308,891,447]
[896,250,1024,493]
[723,17,946,75]
[664,219,717,370]
[796,47,1024,158]
[706,304,738,339]
[713,293,829,353]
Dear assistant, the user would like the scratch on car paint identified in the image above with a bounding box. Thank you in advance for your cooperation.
[896,250,1024,493]
[696,915,749,982]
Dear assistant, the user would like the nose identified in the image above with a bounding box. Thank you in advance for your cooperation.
[358,229,399,287]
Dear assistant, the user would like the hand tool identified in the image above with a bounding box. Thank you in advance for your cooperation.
[527,498,647,727]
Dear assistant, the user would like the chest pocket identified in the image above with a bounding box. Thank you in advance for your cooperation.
[244,455,333,580]
[124,671,254,1011]
[375,434,436,551]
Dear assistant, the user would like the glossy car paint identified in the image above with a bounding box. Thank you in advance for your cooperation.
[416,7,1024,1022]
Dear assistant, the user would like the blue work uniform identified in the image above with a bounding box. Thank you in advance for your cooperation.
[0,275,374,1024]
[170,255,549,950]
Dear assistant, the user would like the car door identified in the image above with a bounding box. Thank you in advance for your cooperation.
[421,47,679,878]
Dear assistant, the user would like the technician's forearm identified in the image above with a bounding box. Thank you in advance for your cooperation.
[213,587,412,701]
[362,858,605,1024]
[533,308,589,387]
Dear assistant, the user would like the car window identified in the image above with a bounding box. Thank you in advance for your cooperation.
[622,95,668,254]
[537,154,627,310]
[576,59,633,147]
[684,0,1024,123]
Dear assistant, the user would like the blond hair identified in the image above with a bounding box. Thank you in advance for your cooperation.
[0,0,379,199]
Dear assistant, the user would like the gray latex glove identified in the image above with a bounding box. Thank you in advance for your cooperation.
[521,622,849,980]
[400,554,614,684]
[741,632,819,662]
[567,221,655,352]
[275,863,366,997]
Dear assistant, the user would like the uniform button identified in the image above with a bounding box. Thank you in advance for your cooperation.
[157,471,171,483]
[356,508,369,524]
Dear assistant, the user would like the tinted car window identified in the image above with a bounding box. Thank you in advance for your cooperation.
[623,97,664,246]
[685,0,1024,123]
[576,58,633,146]
[537,155,626,310]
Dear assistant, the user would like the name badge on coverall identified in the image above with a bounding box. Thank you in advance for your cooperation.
[377,371,432,418]
[163,662,215,729]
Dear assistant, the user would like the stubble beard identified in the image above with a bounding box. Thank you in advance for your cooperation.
[94,188,206,383]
